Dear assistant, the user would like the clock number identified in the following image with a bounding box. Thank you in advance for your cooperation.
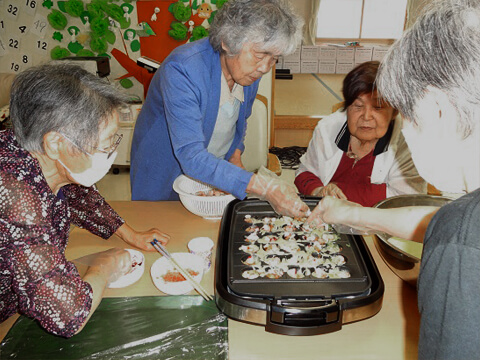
[19,26,27,33]
[37,40,47,50]
[11,63,20,72]
[26,0,36,8]
[9,39,19,49]
[7,5,19,16]
[34,20,46,32]
[22,55,28,63]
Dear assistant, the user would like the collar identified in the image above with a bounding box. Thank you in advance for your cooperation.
[220,72,244,107]
[335,118,396,156]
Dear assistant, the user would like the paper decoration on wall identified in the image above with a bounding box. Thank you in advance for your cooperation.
[123,29,140,52]
[53,31,63,41]
[197,3,212,19]
[122,3,133,22]
[168,21,187,40]
[51,45,70,59]
[63,0,84,17]
[47,9,67,30]
[42,0,54,9]
[137,21,156,37]
[151,7,160,22]
[170,2,191,22]
[111,48,154,94]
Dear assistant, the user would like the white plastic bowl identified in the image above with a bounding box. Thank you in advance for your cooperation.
[108,249,145,289]
[150,252,205,295]
[172,175,235,219]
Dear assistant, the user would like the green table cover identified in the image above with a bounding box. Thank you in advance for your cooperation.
[0,296,228,360]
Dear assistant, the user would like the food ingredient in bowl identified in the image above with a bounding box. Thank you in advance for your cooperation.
[162,269,200,282]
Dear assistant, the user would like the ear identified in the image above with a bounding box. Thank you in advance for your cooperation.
[221,41,230,54]
[43,132,63,160]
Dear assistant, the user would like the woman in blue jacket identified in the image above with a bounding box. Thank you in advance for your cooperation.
[130,0,308,217]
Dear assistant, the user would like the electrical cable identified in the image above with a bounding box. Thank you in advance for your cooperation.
[269,146,307,170]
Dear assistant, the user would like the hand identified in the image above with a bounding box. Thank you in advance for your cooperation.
[311,183,347,200]
[306,196,364,229]
[78,248,132,284]
[116,223,170,252]
[248,167,309,218]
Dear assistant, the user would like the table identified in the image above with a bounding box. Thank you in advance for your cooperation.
[0,201,421,360]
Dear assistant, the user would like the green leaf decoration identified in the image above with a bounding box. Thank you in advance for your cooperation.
[170,2,191,22]
[168,21,188,41]
[191,25,208,42]
[52,31,63,41]
[103,3,123,22]
[42,0,53,9]
[105,29,116,44]
[130,39,140,52]
[65,0,84,17]
[192,0,198,10]
[120,78,134,89]
[90,35,108,53]
[97,52,111,59]
[76,49,95,57]
[118,17,131,29]
[47,9,68,30]
[216,0,229,9]
[57,1,66,12]
[50,45,71,59]
[90,17,109,37]
[86,2,103,19]
[67,41,83,53]
[208,10,216,25]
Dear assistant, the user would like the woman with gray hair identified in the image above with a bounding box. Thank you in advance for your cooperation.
[306,0,480,358]
[0,63,170,337]
[130,0,309,218]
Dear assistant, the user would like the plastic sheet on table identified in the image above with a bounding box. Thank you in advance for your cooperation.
[0,296,227,360]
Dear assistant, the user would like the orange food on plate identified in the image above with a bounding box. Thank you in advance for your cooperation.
[162,269,199,282]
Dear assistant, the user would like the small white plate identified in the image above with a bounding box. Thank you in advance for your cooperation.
[150,252,204,295]
[108,249,145,289]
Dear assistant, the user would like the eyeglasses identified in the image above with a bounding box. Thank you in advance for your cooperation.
[95,133,123,159]
[62,133,123,159]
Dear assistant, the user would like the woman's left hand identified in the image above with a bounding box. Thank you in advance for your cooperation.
[115,223,170,251]
[229,149,245,169]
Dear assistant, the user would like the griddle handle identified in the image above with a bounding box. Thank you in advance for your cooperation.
[266,300,342,336]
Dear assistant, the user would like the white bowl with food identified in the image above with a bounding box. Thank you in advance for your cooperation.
[150,252,205,295]
[172,175,235,220]
[109,249,145,289]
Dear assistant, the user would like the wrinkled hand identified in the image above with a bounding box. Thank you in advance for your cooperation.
[248,167,309,218]
[116,223,170,252]
[311,183,347,200]
[76,248,131,284]
[306,196,364,229]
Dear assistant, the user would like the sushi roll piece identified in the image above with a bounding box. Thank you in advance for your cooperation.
[242,269,260,279]
[239,244,259,254]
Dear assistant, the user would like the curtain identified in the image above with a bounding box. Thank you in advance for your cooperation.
[303,0,321,45]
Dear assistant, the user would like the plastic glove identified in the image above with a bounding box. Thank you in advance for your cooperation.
[306,196,374,235]
[73,248,132,285]
[248,166,309,218]
[311,183,347,200]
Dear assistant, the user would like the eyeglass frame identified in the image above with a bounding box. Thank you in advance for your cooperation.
[61,133,123,159]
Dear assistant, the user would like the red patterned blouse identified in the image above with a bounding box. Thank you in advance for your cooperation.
[0,130,124,337]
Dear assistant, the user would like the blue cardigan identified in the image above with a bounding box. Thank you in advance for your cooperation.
[130,38,259,200]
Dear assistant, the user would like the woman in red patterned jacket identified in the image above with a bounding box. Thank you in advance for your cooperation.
[0,63,169,337]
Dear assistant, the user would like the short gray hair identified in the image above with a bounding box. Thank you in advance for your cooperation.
[377,0,480,138]
[10,62,128,153]
[209,0,304,56]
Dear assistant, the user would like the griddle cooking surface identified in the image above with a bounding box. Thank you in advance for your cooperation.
[226,201,371,298]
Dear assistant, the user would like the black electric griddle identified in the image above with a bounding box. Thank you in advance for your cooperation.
[215,199,384,336]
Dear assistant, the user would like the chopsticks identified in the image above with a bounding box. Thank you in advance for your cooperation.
[150,239,213,302]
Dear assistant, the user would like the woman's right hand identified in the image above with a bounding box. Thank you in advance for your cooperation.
[87,248,132,284]
[306,196,365,229]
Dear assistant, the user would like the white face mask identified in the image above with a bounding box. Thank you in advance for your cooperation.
[59,151,117,187]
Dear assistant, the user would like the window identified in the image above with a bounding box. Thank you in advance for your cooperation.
[316,0,408,40]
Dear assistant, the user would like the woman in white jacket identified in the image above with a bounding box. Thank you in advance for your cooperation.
[295,61,426,207]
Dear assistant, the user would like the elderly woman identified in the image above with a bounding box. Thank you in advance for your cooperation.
[130,0,308,218]
[0,63,170,338]
[295,61,426,207]
[307,1,480,359]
